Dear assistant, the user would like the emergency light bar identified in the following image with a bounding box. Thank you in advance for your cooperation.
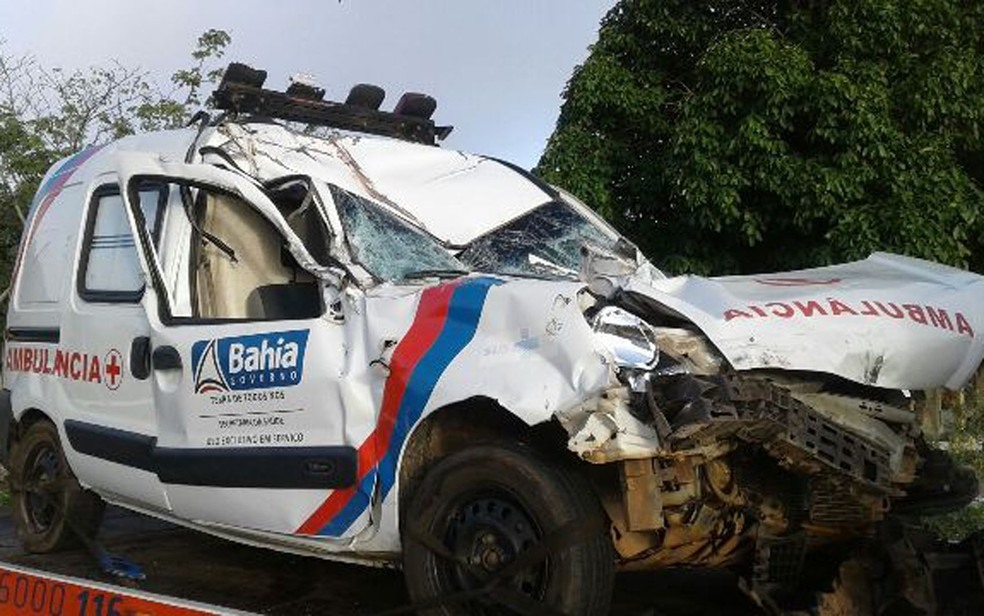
[345,83,386,110]
[212,62,453,145]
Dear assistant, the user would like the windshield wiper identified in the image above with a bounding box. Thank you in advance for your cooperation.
[401,268,470,280]
[528,253,578,277]
[526,252,578,276]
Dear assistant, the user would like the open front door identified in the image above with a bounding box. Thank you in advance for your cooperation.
[118,157,366,538]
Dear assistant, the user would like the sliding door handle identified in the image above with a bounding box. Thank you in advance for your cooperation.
[130,336,151,379]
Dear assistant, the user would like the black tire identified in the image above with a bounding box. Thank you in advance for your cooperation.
[10,420,105,553]
[402,441,615,616]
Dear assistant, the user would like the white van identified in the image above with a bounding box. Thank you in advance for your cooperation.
[3,64,984,614]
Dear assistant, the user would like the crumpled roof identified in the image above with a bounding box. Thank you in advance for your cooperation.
[208,122,551,245]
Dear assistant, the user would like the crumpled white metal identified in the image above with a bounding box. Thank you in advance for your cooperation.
[623,252,984,391]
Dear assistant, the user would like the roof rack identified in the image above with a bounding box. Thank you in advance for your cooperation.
[211,63,453,145]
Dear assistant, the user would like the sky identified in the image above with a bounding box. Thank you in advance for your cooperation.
[0,0,614,169]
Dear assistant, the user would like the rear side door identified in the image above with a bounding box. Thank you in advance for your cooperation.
[117,159,371,537]
[58,180,170,511]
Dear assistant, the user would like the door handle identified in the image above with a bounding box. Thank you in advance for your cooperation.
[130,336,151,380]
[152,345,183,371]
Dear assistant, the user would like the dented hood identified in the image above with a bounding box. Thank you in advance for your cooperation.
[625,253,984,390]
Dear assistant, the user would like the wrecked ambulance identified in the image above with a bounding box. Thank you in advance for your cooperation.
[2,64,983,615]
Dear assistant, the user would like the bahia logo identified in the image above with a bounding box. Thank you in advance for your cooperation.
[192,330,310,394]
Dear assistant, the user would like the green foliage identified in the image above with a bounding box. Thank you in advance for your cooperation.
[924,390,984,541]
[170,29,233,109]
[538,0,984,276]
[0,29,232,324]
[0,111,48,326]
[541,0,984,541]
[923,459,984,542]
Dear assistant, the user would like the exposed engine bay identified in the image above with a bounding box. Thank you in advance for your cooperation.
[558,286,979,609]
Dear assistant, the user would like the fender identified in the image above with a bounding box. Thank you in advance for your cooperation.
[295,276,613,542]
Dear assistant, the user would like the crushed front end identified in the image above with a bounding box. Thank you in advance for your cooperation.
[556,271,981,605]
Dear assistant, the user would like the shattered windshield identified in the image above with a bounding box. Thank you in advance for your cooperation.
[458,201,618,279]
[331,185,469,281]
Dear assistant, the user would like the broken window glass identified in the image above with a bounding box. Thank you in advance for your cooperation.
[268,178,333,266]
[458,201,617,279]
[331,185,468,281]
[191,185,321,320]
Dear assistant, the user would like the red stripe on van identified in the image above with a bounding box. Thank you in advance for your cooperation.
[294,281,457,535]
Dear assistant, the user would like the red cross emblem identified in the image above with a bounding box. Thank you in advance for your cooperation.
[104,349,123,391]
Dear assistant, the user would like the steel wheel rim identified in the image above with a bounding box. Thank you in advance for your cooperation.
[22,442,62,533]
[437,488,549,611]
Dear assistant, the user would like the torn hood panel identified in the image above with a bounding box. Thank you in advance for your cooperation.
[625,252,984,390]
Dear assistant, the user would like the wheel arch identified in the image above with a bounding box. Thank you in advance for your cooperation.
[1,406,54,468]
[396,396,574,522]
[399,414,617,615]
[17,407,54,436]
[7,406,105,552]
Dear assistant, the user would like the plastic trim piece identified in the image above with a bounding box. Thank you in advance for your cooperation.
[4,327,61,344]
[64,419,358,489]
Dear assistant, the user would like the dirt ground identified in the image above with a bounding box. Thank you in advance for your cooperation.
[0,505,762,615]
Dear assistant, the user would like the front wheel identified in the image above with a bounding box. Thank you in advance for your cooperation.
[10,420,105,553]
[403,441,615,616]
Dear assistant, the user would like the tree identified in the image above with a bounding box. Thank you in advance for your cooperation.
[537,0,984,276]
[0,29,231,320]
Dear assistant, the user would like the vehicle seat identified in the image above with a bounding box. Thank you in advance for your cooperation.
[196,192,314,319]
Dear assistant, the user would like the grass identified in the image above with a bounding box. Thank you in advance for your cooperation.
[923,388,984,542]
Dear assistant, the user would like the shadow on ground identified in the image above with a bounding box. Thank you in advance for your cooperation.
[0,506,761,615]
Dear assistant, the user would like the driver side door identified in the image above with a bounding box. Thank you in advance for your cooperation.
[117,159,372,538]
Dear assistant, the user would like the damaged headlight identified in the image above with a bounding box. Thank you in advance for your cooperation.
[590,304,725,379]
[591,306,659,370]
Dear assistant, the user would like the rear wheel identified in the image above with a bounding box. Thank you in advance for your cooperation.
[10,420,104,553]
[403,441,614,615]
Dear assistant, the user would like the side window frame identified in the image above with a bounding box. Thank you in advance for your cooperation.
[139,181,170,247]
[126,175,326,326]
[77,183,166,304]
